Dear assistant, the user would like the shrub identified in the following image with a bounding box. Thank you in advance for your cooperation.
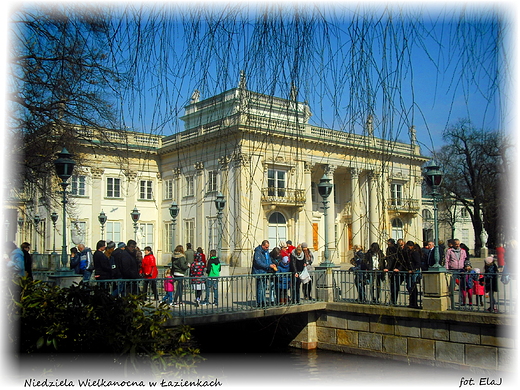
[7,278,202,377]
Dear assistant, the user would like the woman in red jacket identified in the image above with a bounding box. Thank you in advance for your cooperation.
[141,246,159,301]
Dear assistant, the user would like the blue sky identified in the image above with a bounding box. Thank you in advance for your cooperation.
[111,2,509,159]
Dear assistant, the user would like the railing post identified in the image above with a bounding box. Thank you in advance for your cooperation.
[422,270,452,311]
[314,266,339,302]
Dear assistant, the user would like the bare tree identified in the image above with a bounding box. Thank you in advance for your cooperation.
[436,119,504,254]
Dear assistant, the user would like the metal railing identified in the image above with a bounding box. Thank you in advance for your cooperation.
[333,270,424,308]
[449,271,516,314]
[35,271,326,318]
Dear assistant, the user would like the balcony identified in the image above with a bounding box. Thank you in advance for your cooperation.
[387,198,420,214]
[261,188,306,207]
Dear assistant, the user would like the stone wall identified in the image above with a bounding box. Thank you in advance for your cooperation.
[289,302,516,371]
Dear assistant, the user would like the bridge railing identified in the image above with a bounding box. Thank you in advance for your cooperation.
[449,271,516,314]
[333,270,423,308]
[55,270,326,317]
[333,269,516,313]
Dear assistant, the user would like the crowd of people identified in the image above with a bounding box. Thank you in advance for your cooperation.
[348,238,512,311]
[5,235,513,312]
[65,240,223,307]
[251,240,314,308]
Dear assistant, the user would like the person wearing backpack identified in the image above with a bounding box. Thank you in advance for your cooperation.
[202,249,221,306]
[77,243,94,282]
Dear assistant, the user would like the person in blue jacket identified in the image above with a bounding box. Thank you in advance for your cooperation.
[251,240,276,308]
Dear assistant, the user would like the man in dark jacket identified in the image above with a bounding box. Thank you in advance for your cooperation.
[384,238,406,305]
[251,240,276,307]
[117,240,141,295]
[93,240,111,282]
[21,242,33,279]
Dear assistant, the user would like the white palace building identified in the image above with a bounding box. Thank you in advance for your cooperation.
[6,82,476,267]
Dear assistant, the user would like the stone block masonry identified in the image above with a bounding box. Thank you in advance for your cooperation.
[289,302,516,372]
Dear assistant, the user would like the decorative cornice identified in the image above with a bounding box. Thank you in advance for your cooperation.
[90,168,104,179]
[124,170,137,181]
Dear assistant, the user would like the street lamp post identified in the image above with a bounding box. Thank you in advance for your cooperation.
[54,148,76,271]
[317,174,334,266]
[424,160,444,271]
[214,193,226,263]
[50,212,58,254]
[169,202,179,254]
[130,206,140,241]
[33,214,41,254]
[98,210,107,239]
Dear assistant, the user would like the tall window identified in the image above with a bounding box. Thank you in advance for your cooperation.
[391,183,403,206]
[165,222,174,253]
[267,169,286,197]
[391,218,404,240]
[106,221,121,243]
[268,212,287,244]
[460,208,469,219]
[207,170,218,193]
[185,176,194,197]
[164,179,173,200]
[139,180,153,200]
[71,175,87,196]
[207,217,217,251]
[107,178,121,198]
[138,223,154,248]
[184,219,195,245]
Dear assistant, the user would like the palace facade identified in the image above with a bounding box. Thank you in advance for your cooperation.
[9,83,470,267]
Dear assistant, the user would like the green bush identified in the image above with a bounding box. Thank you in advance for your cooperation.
[7,278,202,377]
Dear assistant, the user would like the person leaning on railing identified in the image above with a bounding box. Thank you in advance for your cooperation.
[365,243,385,304]
[383,239,405,305]
[171,245,189,306]
[484,256,499,312]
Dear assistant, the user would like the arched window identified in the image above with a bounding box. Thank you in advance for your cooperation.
[391,218,404,240]
[268,212,287,245]
[422,209,432,220]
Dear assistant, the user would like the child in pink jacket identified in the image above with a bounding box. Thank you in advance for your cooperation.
[162,268,175,305]
[473,268,485,306]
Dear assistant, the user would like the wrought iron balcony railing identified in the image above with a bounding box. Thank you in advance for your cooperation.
[261,187,306,207]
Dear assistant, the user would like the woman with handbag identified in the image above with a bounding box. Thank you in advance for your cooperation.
[290,245,305,304]
[301,243,314,300]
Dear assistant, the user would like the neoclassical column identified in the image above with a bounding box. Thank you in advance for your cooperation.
[324,164,337,262]
[350,167,361,247]
[172,167,181,249]
[124,169,138,241]
[303,161,314,245]
[90,168,104,239]
[368,170,380,245]
[218,155,231,262]
[194,161,204,246]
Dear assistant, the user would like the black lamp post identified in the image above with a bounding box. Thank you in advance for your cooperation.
[50,212,58,254]
[317,174,333,266]
[130,206,140,241]
[54,147,76,271]
[169,202,179,254]
[98,210,107,239]
[424,160,444,270]
[33,214,41,254]
[215,193,226,263]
